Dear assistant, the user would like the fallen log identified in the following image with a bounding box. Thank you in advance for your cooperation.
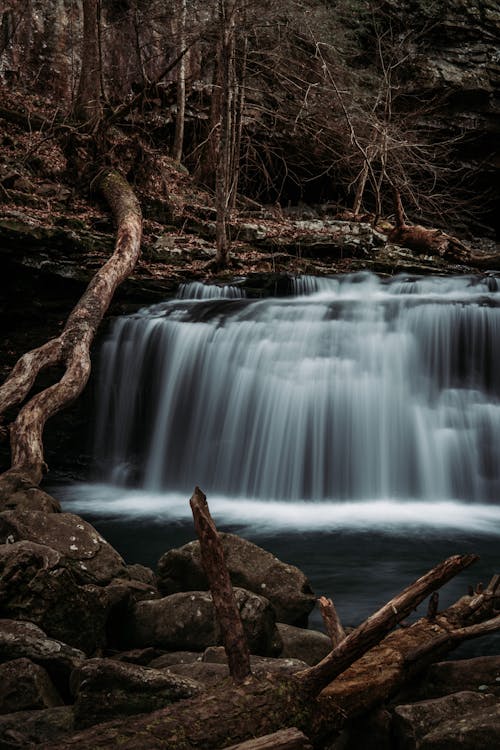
[44,552,499,749]
[316,575,500,730]
[0,170,142,496]
[295,553,477,695]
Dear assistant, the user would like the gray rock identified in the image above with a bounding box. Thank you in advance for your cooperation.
[157,533,315,626]
[0,509,126,584]
[0,485,61,514]
[0,706,74,748]
[0,541,107,654]
[124,588,281,656]
[0,658,64,714]
[276,623,332,665]
[102,577,159,650]
[149,651,202,668]
[165,661,229,687]
[412,656,500,699]
[110,648,166,666]
[126,563,157,588]
[0,620,85,680]
[393,691,500,750]
[202,645,307,676]
[70,658,203,729]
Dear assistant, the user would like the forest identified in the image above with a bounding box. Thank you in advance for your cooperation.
[0,0,500,748]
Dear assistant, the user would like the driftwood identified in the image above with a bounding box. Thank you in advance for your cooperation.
[317,595,346,647]
[0,170,142,495]
[295,553,477,695]
[317,575,500,728]
[190,486,251,683]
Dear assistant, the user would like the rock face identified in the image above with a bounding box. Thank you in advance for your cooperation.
[157,533,316,626]
[388,0,500,233]
[122,588,281,656]
[0,657,64,714]
[70,658,203,729]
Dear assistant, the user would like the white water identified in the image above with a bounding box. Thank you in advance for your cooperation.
[89,272,500,521]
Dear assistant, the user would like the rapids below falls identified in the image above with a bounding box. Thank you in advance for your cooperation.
[57,272,500,649]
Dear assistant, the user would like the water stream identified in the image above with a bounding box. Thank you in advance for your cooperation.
[57,272,500,647]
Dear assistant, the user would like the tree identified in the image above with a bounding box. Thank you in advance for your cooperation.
[172,0,188,163]
[0,170,142,500]
[74,0,103,125]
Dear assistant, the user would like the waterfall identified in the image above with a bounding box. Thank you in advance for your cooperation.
[92,272,500,506]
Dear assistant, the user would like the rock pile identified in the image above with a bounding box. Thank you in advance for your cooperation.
[0,496,499,747]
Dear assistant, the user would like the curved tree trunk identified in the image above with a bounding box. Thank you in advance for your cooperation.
[0,170,142,496]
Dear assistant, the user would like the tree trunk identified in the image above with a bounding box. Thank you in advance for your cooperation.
[214,0,237,267]
[0,171,142,496]
[172,0,187,163]
[74,0,102,124]
[40,555,500,750]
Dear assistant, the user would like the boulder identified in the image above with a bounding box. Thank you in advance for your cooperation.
[123,588,281,656]
[101,577,159,649]
[165,648,307,687]
[276,623,332,665]
[202,645,307,676]
[393,691,500,750]
[0,510,126,584]
[0,706,74,748]
[126,563,157,588]
[0,486,61,514]
[0,541,107,654]
[70,658,203,729]
[149,651,202,668]
[157,533,315,626]
[0,658,64,714]
[411,656,500,700]
[110,648,166,666]
[164,661,230,687]
[0,620,84,684]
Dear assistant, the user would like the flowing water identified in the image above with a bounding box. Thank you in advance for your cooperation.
[57,272,500,649]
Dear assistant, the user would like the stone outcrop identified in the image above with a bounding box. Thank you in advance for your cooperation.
[157,533,316,627]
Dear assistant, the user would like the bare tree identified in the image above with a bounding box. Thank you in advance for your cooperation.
[74,0,102,124]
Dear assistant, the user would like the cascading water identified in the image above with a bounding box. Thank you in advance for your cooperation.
[57,273,500,642]
[91,273,500,512]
